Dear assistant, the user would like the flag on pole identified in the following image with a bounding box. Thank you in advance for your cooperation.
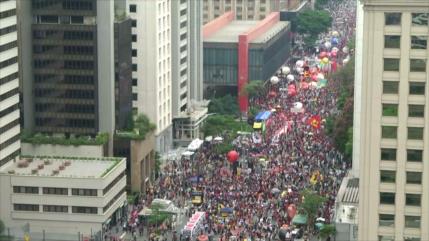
[308,115,321,129]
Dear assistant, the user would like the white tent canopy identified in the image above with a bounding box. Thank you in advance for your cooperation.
[182,151,195,157]
[187,138,204,151]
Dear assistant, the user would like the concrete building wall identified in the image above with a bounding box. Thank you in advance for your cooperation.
[130,133,156,193]
[21,143,104,158]
[0,159,126,239]
[358,1,429,241]
[0,0,20,167]
[128,0,172,153]
[203,0,281,24]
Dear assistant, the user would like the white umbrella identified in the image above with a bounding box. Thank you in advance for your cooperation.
[282,66,291,75]
[205,136,213,142]
[271,187,280,194]
[270,76,280,85]
[287,74,295,81]
[214,136,223,141]
[293,102,303,109]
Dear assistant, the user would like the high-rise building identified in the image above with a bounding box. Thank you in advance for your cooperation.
[170,0,207,145]
[128,0,172,153]
[0,0,20,167]
[18,0,132,155]
[202,0,282,24]
[357,1,429,240]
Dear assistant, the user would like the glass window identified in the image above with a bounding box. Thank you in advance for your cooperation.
[383,81,399,94]
[385,13,401,25]
[405,215,420,228]
[408,105,424,117]
[13,186,39,194]
[382,104,398,116]
[381,148,396,161]
[384,35,400,48]
[380,170,396,183]
[379,214,395,227]
[410,59,426,72]
[409,82,425,95]
[380,192,395,204]
[411,36,427,49]
[72,206,98,214]
[406,194,421,206]
[407,149,422,162]
[43,205,68,213]
[412,13,428,26]
[129,4,136,12]
[381,126,397,139]
[384,58,400,71]
[379,236,394,241]
[406,172,422,184]
[14,204,39,211]
[404,238,420,241]
[42,187,68,195]
[408,127,423,140]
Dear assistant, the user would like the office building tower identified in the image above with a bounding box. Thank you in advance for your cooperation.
[0,0,20,167]
[202,0,282,24]
[171,0,207,144]
[128,0,172,152]
[357,1,429,240]
[18,0,132,155]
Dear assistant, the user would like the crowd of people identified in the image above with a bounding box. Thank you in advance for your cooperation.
[119,0,357,240]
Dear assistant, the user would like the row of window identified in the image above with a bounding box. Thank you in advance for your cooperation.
[0,119,19,135]
[0,133,19,149]
[13,186,98,196]
[381,126,423,140]
[0,87,18,101]
[14,204,98,214]
[384,35,427,49]
[379,236,420,241]
[380,192,422,207]
[382,104,424,118]
[35,118,95,128]
[385,12,428,26]
[103,171,125,195]
[35,89,95,99]
[34,60,94,70]
[0,24,16,36]
[0,72,18,85]
[384,58,426,72]
[0,103,18,118]
[35,103,95,114]
[380,148,423,162]
[0,8,15,19]
[380,170,422,184]
[0,40,17,52]
[34,15,85,25]
[103,188,125,213]
[35,74,95,85]
[0,56,17,69]
[379,214,421,229]
[383,81,425,95]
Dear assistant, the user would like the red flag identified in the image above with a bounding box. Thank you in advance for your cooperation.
[308,115,321,129]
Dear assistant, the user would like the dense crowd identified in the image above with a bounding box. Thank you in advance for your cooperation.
[119,0,357,241]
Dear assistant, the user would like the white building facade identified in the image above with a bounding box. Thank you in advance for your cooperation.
[357,1,429,241]
[0,0,20,167]
[0,157,127,240]
[128,0,172,153]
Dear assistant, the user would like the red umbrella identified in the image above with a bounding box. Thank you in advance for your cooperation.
[268,91,277,98]
[198,235,208,241]
[287,204,297,218]
[319,51,328,58]
[227,150,239,163]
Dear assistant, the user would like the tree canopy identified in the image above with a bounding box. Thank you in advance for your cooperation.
[208,95,239,116]
[201,115,251,137]
[299,189,327,232]
[241,80,265,98]
[296,10,332,46]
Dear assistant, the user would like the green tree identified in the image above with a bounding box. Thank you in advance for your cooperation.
[241,80,265,98]
[299,189,327,233]
[0,219,4,236]
[208,95,239,116]
[0,219,13,241]
[296,10,332,47]
[147,203,171,231]
[318,224,336,241]
[201,115,251,137]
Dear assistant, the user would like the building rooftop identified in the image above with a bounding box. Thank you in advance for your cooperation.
[204,20,289,44]
[335,176,359,224]
[0,156,123,178]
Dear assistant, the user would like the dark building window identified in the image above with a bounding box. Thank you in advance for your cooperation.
[409,82,425,95]
[132,78,137,86]
[129,4,136,13]
[64,45,94,55]
[43,205,68,213]
[406,194,421,206]
[382,81,399,94]
[72,188,97,196]
[13,186,39,194]
[103,171,125,195]
[380,170,396,183]
[0,72,18,85]
[64,60,94,70]
[132,49,137,57]
[0,103,18,118]
[408,105,424,117]
[132,93,138,101]
[0,56,17,68]
[103,188,125,213]
[406,172,422,184]
[63,31,93,40]
[380,192,395,204]
[180,33,187,40]
[411,36,427,49]
[132,64,137,71]
[381,148,396,161]
[72,206,97,214]
[131,20,137,27]
[0,40,17,52]
[0,133,20,149]
[43,187,68,195]
[407,149,422,162]
[62,0,93,10]
[384,35,400,48]
[385,13,401,25]
[132,34,137,42]
[0,25,16,36]
[14,204,39,211]
[0,118,19,134]
[0,87,19,101]
[0,9,16,19]
[412,13,428,26]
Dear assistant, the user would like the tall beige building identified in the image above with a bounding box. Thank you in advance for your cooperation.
[357,1,429,241]
[202,0,281,24]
